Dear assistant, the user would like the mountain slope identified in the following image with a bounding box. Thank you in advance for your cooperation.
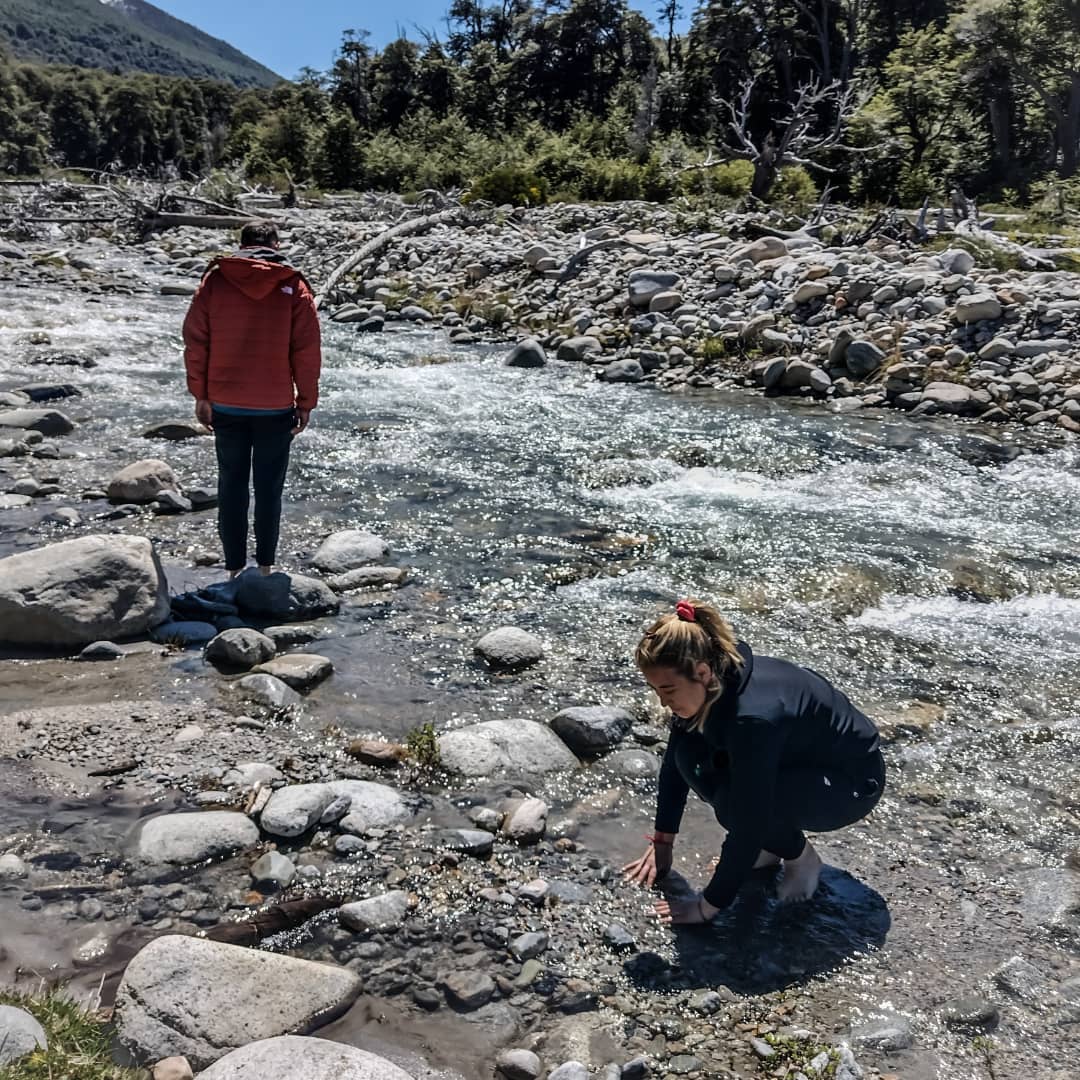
[0,0,280,86]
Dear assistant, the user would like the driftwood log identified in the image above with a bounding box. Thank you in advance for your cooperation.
[552,237,650,294]
[954,219,1056,271]
[316,207,462,309]
[202,896,340,946]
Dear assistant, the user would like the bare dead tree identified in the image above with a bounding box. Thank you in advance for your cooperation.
[687,76,870,201]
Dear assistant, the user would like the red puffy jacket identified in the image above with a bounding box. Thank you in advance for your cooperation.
[183,254,322,411]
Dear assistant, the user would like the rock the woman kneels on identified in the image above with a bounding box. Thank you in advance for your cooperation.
[623,600,886,925]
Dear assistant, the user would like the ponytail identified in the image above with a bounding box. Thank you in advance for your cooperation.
[634,598,743,732]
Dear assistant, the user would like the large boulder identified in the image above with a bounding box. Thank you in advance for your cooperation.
[955,293,1002,323]
[505,339,547,368]
[196,1036,414,1080]
[129,811,259,869]
[550,706,633,755]
[0,535,170,648]
[235,570,339,622]
[0,1005,48,1066]
[311,530,390,574]
[205,628,276,669]
[115,937,362,1070]
[845,340,886,379]
[0,408,73,436]
[922,381,978,414]
[627,270,681,308]
[438,719,579,777]
[107,460,179,503]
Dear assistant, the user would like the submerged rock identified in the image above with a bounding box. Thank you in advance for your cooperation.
[311,530,390,574]
[235,569,339,621]
[129,811,259,869]
[474,626,544,670]
[0,534,170,649]
[115,936,362,1070]
[438,719,578,776]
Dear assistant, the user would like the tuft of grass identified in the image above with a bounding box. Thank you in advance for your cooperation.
[759,1032,840,1076]
[404,722,442,772]
[0,987,143,1079]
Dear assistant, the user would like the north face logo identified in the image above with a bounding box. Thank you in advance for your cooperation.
[280,285,294,295]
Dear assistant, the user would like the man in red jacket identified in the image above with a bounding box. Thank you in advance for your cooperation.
[183,221,321,577]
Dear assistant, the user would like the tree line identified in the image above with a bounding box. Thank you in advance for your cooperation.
[1,0,1077,208]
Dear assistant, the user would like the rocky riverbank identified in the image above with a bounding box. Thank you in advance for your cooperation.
[2,200,1080,1080]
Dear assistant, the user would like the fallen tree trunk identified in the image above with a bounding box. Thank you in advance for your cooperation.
[553,237,650,294]
[202,896,340,946]
[141,212,269,232]
[953,219,1056,271]
[316,207,461,309]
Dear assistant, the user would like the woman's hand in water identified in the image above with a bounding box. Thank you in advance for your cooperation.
[622,834,674,887]
[654,893,719,925]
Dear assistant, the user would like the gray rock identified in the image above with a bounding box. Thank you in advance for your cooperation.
[548,1064,589,1080]
[547,880,593,903]
[252,653,333,691]
[249,851,296,890]
[0,853,28,879]
[326,566,407,592]
[154,490,192,515]
[115,936,362,1070]
[222,762,284,789]
[504,797,548,843]
[78,640,125,661]
[690,989,725,1015]
[762,357,787,389]
[468,806,504,833]
[235,673,301,710]
[43,506,81,527]
[496,1048,542,1080]
[130,812,259,868]
[510,931,549,961]
[0,1005,47,1066]
[603,748,660,779]
[0,492,33,510]
[845,341,886,379]
[187,487,218,511]
[550,706,633,754]
[939,248,975,274]
[732,237,788,263]
[628,270,681,308]
[506,339,547,368]
[0,535,170,648]
[142,421,208,441]
[434,828,495,858]
[331,779,412,835]
[922,381,977,414]
[444,971,496,1010]
[955,293,1002,323]
[235,570,339,621]
[107,459,178,503]
[940,996,999,1030]
[260,784,335,837]
[0,408,73,436]
[438,719,578,776]
[599,359,644,383]
[556,336,603,362]
[339,890,410,933]
[311,530,390,574]
[205,628,276,669]
[197,1036,413,1079]
[262,623,324,649]
[994,955,1051,1005]
[151,621,218,646]
[850,1011,914,1051]
[602,924,635,950]
[1013,867,1080,931]
[474,626,544,669]
[319,794,351,824]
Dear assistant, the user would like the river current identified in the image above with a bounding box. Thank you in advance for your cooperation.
[3,278,1080,1077]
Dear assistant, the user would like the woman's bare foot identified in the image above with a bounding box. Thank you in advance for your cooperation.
[753,851,782,870]
[776,841,822,903]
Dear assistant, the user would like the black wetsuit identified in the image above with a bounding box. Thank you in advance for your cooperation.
[654,642,885,910]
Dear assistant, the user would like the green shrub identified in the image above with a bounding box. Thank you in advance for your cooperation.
[468,164,549,206]
[405,722,442,770]
[896,164,939,207]
[771,164,819,211]
[678,159,754,201]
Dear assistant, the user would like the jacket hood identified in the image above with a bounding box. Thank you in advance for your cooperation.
[212,255,299,301]
[731,640,754,693]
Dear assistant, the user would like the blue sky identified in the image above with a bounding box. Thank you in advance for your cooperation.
[153,1,689,79]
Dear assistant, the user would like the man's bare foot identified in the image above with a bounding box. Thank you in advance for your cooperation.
[753,851,782,870]
[776,841,822,903]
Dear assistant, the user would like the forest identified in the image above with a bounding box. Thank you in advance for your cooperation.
[1,0,1078,210]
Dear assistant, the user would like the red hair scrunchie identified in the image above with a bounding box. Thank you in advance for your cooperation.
[675,600,696,622]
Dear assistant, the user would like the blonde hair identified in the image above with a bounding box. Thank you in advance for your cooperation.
[634,599,743,733]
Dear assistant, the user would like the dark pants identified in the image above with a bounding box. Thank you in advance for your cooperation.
[212,409,294,571]
[676,737,886,860]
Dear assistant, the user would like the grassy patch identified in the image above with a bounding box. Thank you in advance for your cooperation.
[405,722,442,772]
[0,987,142,1079]
[758,1032,840,1076]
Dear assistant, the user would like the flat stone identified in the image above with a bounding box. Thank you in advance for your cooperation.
[252,653,333,691]
[599,359,644,383]
[496,1048,542,1080]
[129,812,259,869]
[438,719,578,776]
[339,891,410,933]
[955,293,1002,323]
[195,1036,413,1079]
[506,339,547,368]
[0,408,73,436]
[0,853,28,878]
[510,931,549,961]
[326,566,407,592]
[152,1058,194,1080]
[250,851,296,890]
[940,996,1000,1030]
[850,1010,914,1051]
[142,421,209,441]
[151,620,218,646]
[433,828,494,858]
[115,937,362,1070]
[311,530,390,574]
[235,673,301,710]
